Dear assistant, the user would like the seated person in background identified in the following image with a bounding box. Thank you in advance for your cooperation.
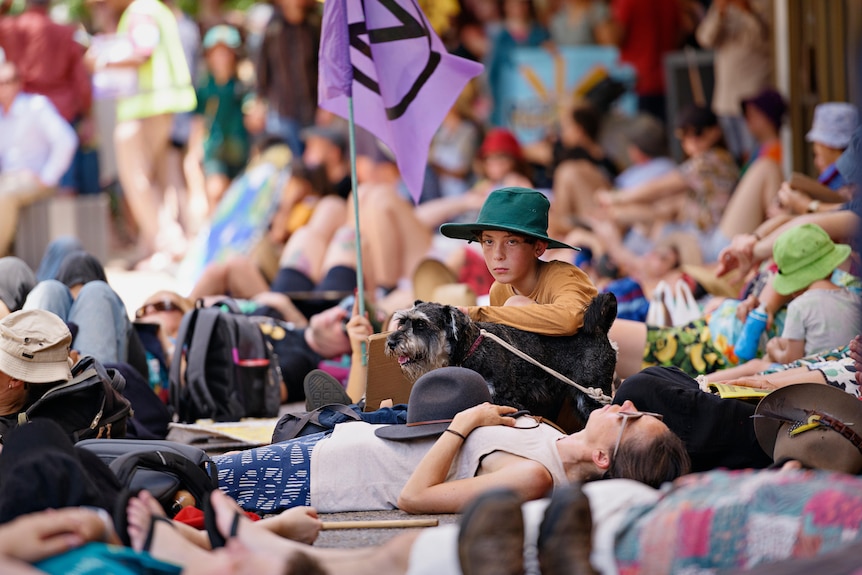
[0,61,77,257]
[23,251,135,368]
[0,257,36,318]
[439,187,597,336]
[609,223,861,378]
[427,85,481,200]
[598,105,739,262]
[413,128,533,232]
[772,102,859,216]
[549,113,675,240]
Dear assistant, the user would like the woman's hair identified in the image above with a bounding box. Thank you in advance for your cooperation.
[605,428,691,488]
[676,104,728,151]
[571,105,603,143]
[497,0,537,21]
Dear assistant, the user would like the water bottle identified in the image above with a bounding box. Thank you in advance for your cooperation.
[734,305,768,362]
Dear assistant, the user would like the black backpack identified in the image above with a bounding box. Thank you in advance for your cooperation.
[76,438,218,515]
[169,301,282,423]
[0,356,132,443]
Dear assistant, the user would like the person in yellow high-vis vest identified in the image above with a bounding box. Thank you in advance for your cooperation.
[98,0,196,263]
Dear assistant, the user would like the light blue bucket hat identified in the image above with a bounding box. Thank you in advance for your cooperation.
[805,102,859,149]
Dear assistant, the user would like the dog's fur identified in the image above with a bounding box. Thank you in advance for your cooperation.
[386,294,618,431]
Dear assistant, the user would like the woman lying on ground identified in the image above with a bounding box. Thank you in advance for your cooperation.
[215,366,689,515]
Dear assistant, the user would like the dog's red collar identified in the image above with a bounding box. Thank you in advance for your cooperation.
[463,334,484,361]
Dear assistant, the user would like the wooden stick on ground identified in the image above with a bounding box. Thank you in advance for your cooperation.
[321,518,439,530]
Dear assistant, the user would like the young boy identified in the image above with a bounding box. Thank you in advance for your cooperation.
[439,187,598,336]
[189,25,251,213]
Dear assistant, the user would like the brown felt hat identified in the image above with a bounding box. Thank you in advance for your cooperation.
[754,383,862,474]
[375,367,492,441]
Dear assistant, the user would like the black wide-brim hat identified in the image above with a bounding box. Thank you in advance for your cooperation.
[754,383,862,474]
[375,366,492,441]
[439,187,579,251]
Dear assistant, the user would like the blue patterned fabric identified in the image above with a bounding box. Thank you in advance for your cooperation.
[215,431,326,513]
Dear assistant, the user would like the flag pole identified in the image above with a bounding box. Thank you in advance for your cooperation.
[347,95,367,364]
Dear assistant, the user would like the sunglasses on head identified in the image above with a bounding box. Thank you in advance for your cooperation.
[135,299,184,319]
[613,410,664,459]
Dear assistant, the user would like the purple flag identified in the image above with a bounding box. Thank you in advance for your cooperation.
[319,0,353,99]
[318,0,483,203]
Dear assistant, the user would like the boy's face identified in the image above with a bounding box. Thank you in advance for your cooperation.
[479,230,546,289]
[206,44,237,76]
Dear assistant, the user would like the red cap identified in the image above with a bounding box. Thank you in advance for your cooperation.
[479,128,523,160]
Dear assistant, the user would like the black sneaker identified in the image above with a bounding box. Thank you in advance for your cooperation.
[304,369,352,411]
[537,483,597,575]
[458,489,525,575]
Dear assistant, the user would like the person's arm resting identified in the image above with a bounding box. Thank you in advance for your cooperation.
[397,403,552,514]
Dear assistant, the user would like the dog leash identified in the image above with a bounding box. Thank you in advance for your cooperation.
[478,329,613,405]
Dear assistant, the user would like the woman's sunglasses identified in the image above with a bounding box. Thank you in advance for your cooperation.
[135,299,184,319]
[613,411,664,459]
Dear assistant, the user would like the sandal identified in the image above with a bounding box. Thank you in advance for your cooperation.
[112,488,142,547]
[141,516,176,553]
[114,488,175,552]
[203,491,241,549]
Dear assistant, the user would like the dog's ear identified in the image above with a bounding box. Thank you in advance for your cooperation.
[582,293,617,335]
[413,299,424,307]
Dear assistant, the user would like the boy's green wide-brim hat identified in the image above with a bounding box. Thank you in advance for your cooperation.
[439,187,579,250]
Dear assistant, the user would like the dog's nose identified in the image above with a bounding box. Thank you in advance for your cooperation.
[387,338,397,349]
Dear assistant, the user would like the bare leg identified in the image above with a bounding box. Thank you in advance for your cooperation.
[209,489,416,575]
[205,173,231,215]
[279,195,348,283]
[719,159,783,238]
[549,160,611,237]
[354,185,433,289]
[189,256,271,301]
[608,319,648,380]
[114,113,174,256]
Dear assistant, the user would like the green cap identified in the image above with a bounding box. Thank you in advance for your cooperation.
[439,187,579,250]
[203,25,241,50]
[772,223,851,295]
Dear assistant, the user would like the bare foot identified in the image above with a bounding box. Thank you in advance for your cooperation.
[259,507,322,545]
[126,491,209,568]
[127,491,168,552]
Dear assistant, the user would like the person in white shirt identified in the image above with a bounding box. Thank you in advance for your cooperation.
[0,61,77,256]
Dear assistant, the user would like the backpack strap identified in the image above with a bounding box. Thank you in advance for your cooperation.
[169,309,198,418]
[110,450,218,510]
[272,403,361,443]
[184,310,223,418]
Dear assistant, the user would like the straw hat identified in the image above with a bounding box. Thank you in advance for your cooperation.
[754,383,862,474]
[413,259,477,307]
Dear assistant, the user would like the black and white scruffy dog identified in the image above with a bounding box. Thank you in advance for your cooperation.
[386,294,617,430]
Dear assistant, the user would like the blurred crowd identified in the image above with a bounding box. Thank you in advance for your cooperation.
[0,0,859,396]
